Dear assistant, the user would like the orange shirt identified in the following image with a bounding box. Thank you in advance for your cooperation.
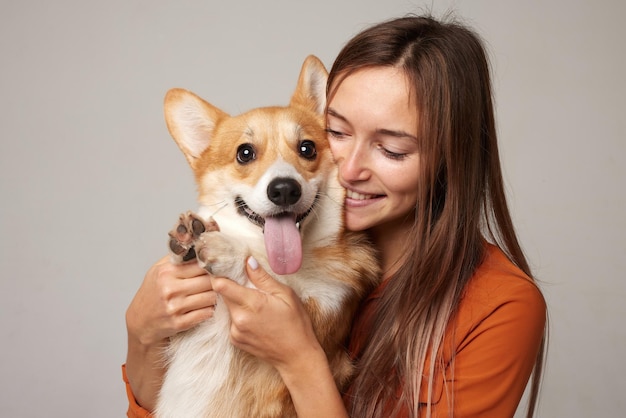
[345,243,546,417]
[123,244,545,417]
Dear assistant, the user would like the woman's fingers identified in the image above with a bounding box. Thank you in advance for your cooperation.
[180,288,217,314]
[245,256,289,297]
[182,272,214,294]
[160,270,217,332]
[176,304,216,330]
[128,257,218,344]
[210,257,319,369]
[211,257,289,308]
[176,259,213,278]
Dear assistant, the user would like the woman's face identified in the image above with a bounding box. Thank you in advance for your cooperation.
[326,66,422,234]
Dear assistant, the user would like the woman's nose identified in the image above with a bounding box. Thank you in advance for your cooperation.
[337,142,370,182]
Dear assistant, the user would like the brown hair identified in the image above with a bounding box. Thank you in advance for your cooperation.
[328,15,546,417]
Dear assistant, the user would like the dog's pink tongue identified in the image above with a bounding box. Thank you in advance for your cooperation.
[264,213,302,275]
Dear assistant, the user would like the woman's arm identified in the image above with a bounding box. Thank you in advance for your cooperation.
[212,257,349,418]
[125,256,216,412]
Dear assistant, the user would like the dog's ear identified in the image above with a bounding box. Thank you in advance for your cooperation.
[290,55,328,116]
[164,88,229,169]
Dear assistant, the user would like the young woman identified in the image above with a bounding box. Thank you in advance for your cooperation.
[124,15,547,418]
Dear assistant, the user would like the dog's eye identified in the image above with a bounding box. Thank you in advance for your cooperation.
[236,143,256,164]
[298,140,317,160]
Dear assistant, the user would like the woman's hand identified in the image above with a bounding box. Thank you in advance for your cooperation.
[126,256,216,346]
[211,256,319,370]
[212,257,349,418]
[125,256,216,412]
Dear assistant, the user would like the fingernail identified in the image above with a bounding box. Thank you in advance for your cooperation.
[247,256,259,270]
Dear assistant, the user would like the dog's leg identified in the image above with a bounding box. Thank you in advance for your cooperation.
[168,211,220,264]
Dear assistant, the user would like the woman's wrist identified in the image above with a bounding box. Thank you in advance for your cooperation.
[125,332,167,412]
[276,344,349,418]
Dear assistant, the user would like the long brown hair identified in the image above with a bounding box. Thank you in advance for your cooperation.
[327,15,546,417]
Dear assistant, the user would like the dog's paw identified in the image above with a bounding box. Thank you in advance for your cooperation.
[168,212,219,263]
[195,232,247,281]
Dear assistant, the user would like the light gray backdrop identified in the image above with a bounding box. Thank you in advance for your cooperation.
[1,0,624,417]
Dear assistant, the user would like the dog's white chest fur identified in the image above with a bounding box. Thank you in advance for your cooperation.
[158,303,233,417]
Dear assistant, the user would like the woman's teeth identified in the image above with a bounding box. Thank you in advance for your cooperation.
[346,190,375,200]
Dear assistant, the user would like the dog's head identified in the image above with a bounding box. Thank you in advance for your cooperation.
[164,56,338,275]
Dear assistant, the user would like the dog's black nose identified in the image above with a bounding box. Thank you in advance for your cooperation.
[267,178,302,206]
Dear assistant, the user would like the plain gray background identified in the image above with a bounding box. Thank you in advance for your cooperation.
[1,0,624,416]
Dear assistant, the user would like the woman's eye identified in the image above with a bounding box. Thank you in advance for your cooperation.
[325,128,346,138]
[236,143,256,164]
[377,144,407,161]
[385,150,407,160]
[298,140,317,160]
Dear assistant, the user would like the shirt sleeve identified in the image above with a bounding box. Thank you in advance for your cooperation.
[122,364,155,418]
[432,279,547,417]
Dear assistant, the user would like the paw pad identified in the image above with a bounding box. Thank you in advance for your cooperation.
[168,212,220,262]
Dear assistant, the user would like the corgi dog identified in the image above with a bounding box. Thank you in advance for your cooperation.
[156,55,380,418]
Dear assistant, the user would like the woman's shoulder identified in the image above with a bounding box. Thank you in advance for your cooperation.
[469,243,544,303]
[455,243,546,333]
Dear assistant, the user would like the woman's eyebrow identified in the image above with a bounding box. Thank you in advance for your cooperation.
[377,128,418,142]
[326,107,346,122]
